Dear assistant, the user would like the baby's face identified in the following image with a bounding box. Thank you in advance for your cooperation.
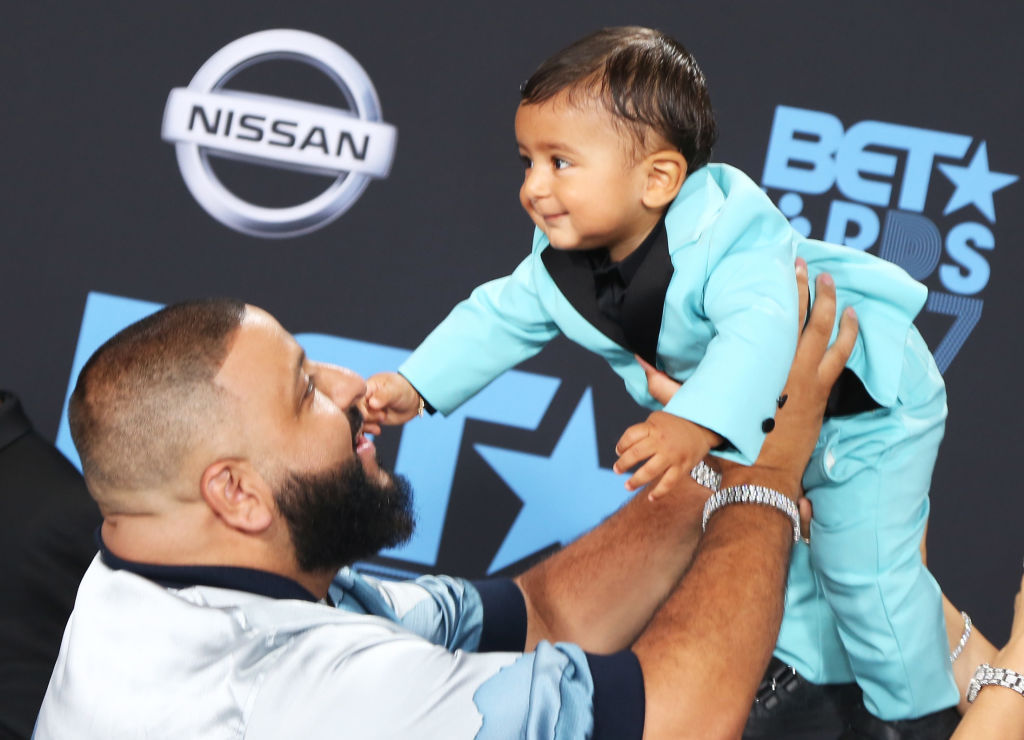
[515,91,659,262]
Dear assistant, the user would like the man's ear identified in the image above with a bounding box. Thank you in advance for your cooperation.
[200,459,275,534]
[642,150,688,210]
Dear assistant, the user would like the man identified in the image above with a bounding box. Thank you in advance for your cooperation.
[0,391,101,740]
[37,268,855,739]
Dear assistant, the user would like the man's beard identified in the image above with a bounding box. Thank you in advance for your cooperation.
[274,456,415,574]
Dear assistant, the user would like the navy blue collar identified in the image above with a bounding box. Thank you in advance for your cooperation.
[98,532,320,602]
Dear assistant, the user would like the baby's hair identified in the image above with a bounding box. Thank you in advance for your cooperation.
[520,26,717,171]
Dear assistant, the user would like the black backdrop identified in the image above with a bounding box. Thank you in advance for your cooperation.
[4,0,1022,643]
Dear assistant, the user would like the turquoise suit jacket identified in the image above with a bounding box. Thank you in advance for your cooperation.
[400,164,928,463]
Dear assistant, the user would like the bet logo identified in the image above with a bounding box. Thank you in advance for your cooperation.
[161,29,397,238]
[761,105,1017,371]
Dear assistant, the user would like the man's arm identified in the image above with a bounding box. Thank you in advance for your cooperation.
[517,266,858,739]
[514,463,708,654]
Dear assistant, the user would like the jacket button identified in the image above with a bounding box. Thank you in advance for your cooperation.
[762,418,776,433]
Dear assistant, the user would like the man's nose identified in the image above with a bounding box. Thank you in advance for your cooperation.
[313,362,367,410]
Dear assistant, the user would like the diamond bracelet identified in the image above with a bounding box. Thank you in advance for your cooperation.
[967,663,1024,703]
[690,460,722,491]
[701,484,800,542]
[949,611,971,663]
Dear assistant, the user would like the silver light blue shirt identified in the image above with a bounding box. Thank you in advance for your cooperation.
[36,555,643,738]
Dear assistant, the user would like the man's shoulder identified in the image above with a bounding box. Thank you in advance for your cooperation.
[39,564,444,739]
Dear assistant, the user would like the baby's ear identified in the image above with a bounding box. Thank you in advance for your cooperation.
[642,151,688,209]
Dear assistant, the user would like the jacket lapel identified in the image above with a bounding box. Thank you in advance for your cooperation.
[541,247,631,350]
[540,224,674,366]
[618,224,672,367]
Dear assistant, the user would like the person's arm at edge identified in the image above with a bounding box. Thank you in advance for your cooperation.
[924,528,999,715]
[951,572,1024,737]
[943,593,997,714]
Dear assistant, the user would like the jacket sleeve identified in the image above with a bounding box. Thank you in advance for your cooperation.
[662,212,799,464]
[398,253,560,415]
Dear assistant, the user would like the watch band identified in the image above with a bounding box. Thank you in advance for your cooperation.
[701,484,800,542]
[690,460,721,491]
[967,663,1024,703]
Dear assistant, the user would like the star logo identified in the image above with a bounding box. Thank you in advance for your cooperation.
[938,142,1018,222]
[475,388,631,573]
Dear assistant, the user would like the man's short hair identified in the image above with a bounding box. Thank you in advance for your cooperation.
[68,298,245,503]
[520,26,718,171]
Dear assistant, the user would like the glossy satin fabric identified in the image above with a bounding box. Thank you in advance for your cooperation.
[36,559,603,738]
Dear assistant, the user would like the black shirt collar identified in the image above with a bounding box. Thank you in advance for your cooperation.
[98,532,320,602]
[0,391,32,451]
[585,217,666,285]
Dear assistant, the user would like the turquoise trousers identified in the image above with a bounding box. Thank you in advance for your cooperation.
[773,326,959,720]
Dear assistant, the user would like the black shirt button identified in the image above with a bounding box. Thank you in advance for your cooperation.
[762,418,776,433]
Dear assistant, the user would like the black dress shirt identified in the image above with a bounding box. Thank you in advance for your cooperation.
[0,392,102,739]
[585,218,664,328]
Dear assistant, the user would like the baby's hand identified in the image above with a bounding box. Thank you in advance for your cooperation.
[364,372,423,427]
[613,412,719,501]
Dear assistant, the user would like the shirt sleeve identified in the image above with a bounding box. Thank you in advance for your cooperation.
[398,253,561,415]
[472,644,644,740]
[330,569,525,653]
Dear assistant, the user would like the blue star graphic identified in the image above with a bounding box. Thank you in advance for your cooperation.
[938,142,1018,222]
[475,388,632,573]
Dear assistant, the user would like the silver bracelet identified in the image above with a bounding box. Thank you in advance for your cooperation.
[701,484,800,541]
[949,611,971,663]
[690,460,721,491]
[967,663,1024,703]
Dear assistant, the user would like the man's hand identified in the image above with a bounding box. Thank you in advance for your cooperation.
[364,372,422,427]
[614,413,721,500]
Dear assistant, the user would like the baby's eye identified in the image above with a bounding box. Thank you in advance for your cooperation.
[304,375,315,398]
[519,155,532,169]
[553,157,570,170]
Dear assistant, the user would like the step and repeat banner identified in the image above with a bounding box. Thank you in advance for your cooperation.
[4,1,1022,639]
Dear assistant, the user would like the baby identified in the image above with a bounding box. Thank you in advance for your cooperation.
[366,27,958,734]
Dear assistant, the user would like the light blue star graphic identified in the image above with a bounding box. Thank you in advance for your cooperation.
[476,388,632,574]
[938,142,1018,222]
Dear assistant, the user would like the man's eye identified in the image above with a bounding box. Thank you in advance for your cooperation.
[304,375,315,398]
[553,157,570,170]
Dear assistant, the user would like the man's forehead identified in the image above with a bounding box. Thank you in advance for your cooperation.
[242,304,285,333]
[216,305,300,387]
